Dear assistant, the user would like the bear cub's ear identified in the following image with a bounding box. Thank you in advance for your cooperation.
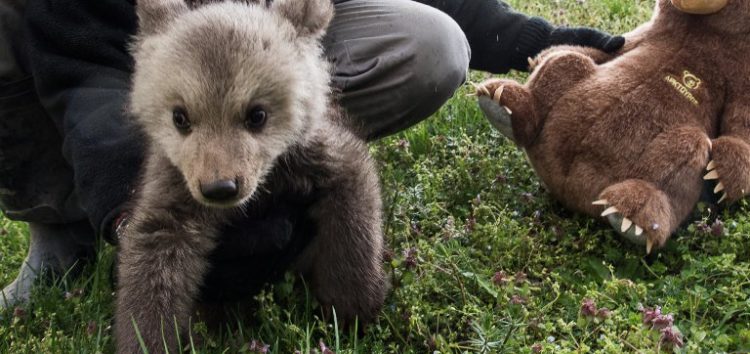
[271,0,335,39]
[137,0,189,35]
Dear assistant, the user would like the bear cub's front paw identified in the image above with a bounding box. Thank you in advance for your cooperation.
[704,136,750,204]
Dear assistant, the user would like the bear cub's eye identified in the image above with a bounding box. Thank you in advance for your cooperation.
[245,106,267,131]
[172,107,191,133]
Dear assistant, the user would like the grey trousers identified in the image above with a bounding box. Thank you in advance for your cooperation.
[0,0,470,224]
[326,0,471,139]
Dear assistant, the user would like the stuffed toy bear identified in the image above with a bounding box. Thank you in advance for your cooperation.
[476,0,749,253]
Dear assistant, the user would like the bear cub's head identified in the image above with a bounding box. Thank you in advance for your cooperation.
[661,0,750,34]
[130,0,334,207]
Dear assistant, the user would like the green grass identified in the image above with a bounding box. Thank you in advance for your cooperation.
[2,0,750,352]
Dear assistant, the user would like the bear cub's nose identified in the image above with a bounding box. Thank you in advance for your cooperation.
[200,179,239,201]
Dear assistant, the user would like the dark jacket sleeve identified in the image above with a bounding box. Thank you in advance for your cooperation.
[415,0,554,73]
[24,0,144,239]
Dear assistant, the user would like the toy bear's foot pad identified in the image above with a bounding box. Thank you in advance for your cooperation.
[478,95,514,141]
[475,82,515,141]
[593,199,663,254]
[704,160,728,203]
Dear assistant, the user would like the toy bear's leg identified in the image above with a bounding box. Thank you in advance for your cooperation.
[530,45,614,70]
[294,160,387,327]
[593,126,711,253]
[706,80,750,204]
[525,50,598,116]
[704,136,750,204]
[477,50,597,147]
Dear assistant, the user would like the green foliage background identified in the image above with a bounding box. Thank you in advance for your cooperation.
[2,0,749,352]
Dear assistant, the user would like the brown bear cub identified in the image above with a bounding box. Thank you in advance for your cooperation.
[477,0,750,253]
[116,0,387,352]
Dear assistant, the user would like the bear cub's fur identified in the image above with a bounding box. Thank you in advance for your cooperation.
[478,0,750,252]
[115,0,387,352]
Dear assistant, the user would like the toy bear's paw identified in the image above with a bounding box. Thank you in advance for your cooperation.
[475,79,516,141]
[704,136,750,204]
[475,79,539,146]
[474,79,516,113]
[593,180,673,254]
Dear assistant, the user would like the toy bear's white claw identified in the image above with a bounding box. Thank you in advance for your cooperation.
[706,160,716,171]
[634,225,643,237]
[504,106,513,115]
[493,86,504,103]
[468,82,479,95]
[646,238,654,255]
[714,182,724,193]
[621,218,633,233]
[528,57,536,70]
[601,206,619,217]
[704,170,719,180]
[592,199,608,206]
[472,83,491,97]
[717,193,728,204]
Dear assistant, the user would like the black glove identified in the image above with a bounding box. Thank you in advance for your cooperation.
[512,17,625,71]
[200,197,317,303]
[416,0,624,74]
[110,196,315,303]
[550,25,625,53]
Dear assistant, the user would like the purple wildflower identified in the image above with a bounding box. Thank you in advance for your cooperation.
[319,340,335,354]
[403,247,418,269]
[465,215,476,233]
[514,271,528,284]
[660,326,684,348]
[641,306,661,325]
[492,271,509,286]
[596,307,611,319]
[580,298,598,317]
[248,340,270,354]
[510,295,526,305]
[711,219,724,237]
[641,306,675,330]
[652,313,674,330]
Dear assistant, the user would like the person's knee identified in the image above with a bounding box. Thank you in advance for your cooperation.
[406,6,470,104]
[327,0,471,139]
[369,4,470,139]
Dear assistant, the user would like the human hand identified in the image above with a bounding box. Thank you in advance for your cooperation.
[549,26,625,54]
